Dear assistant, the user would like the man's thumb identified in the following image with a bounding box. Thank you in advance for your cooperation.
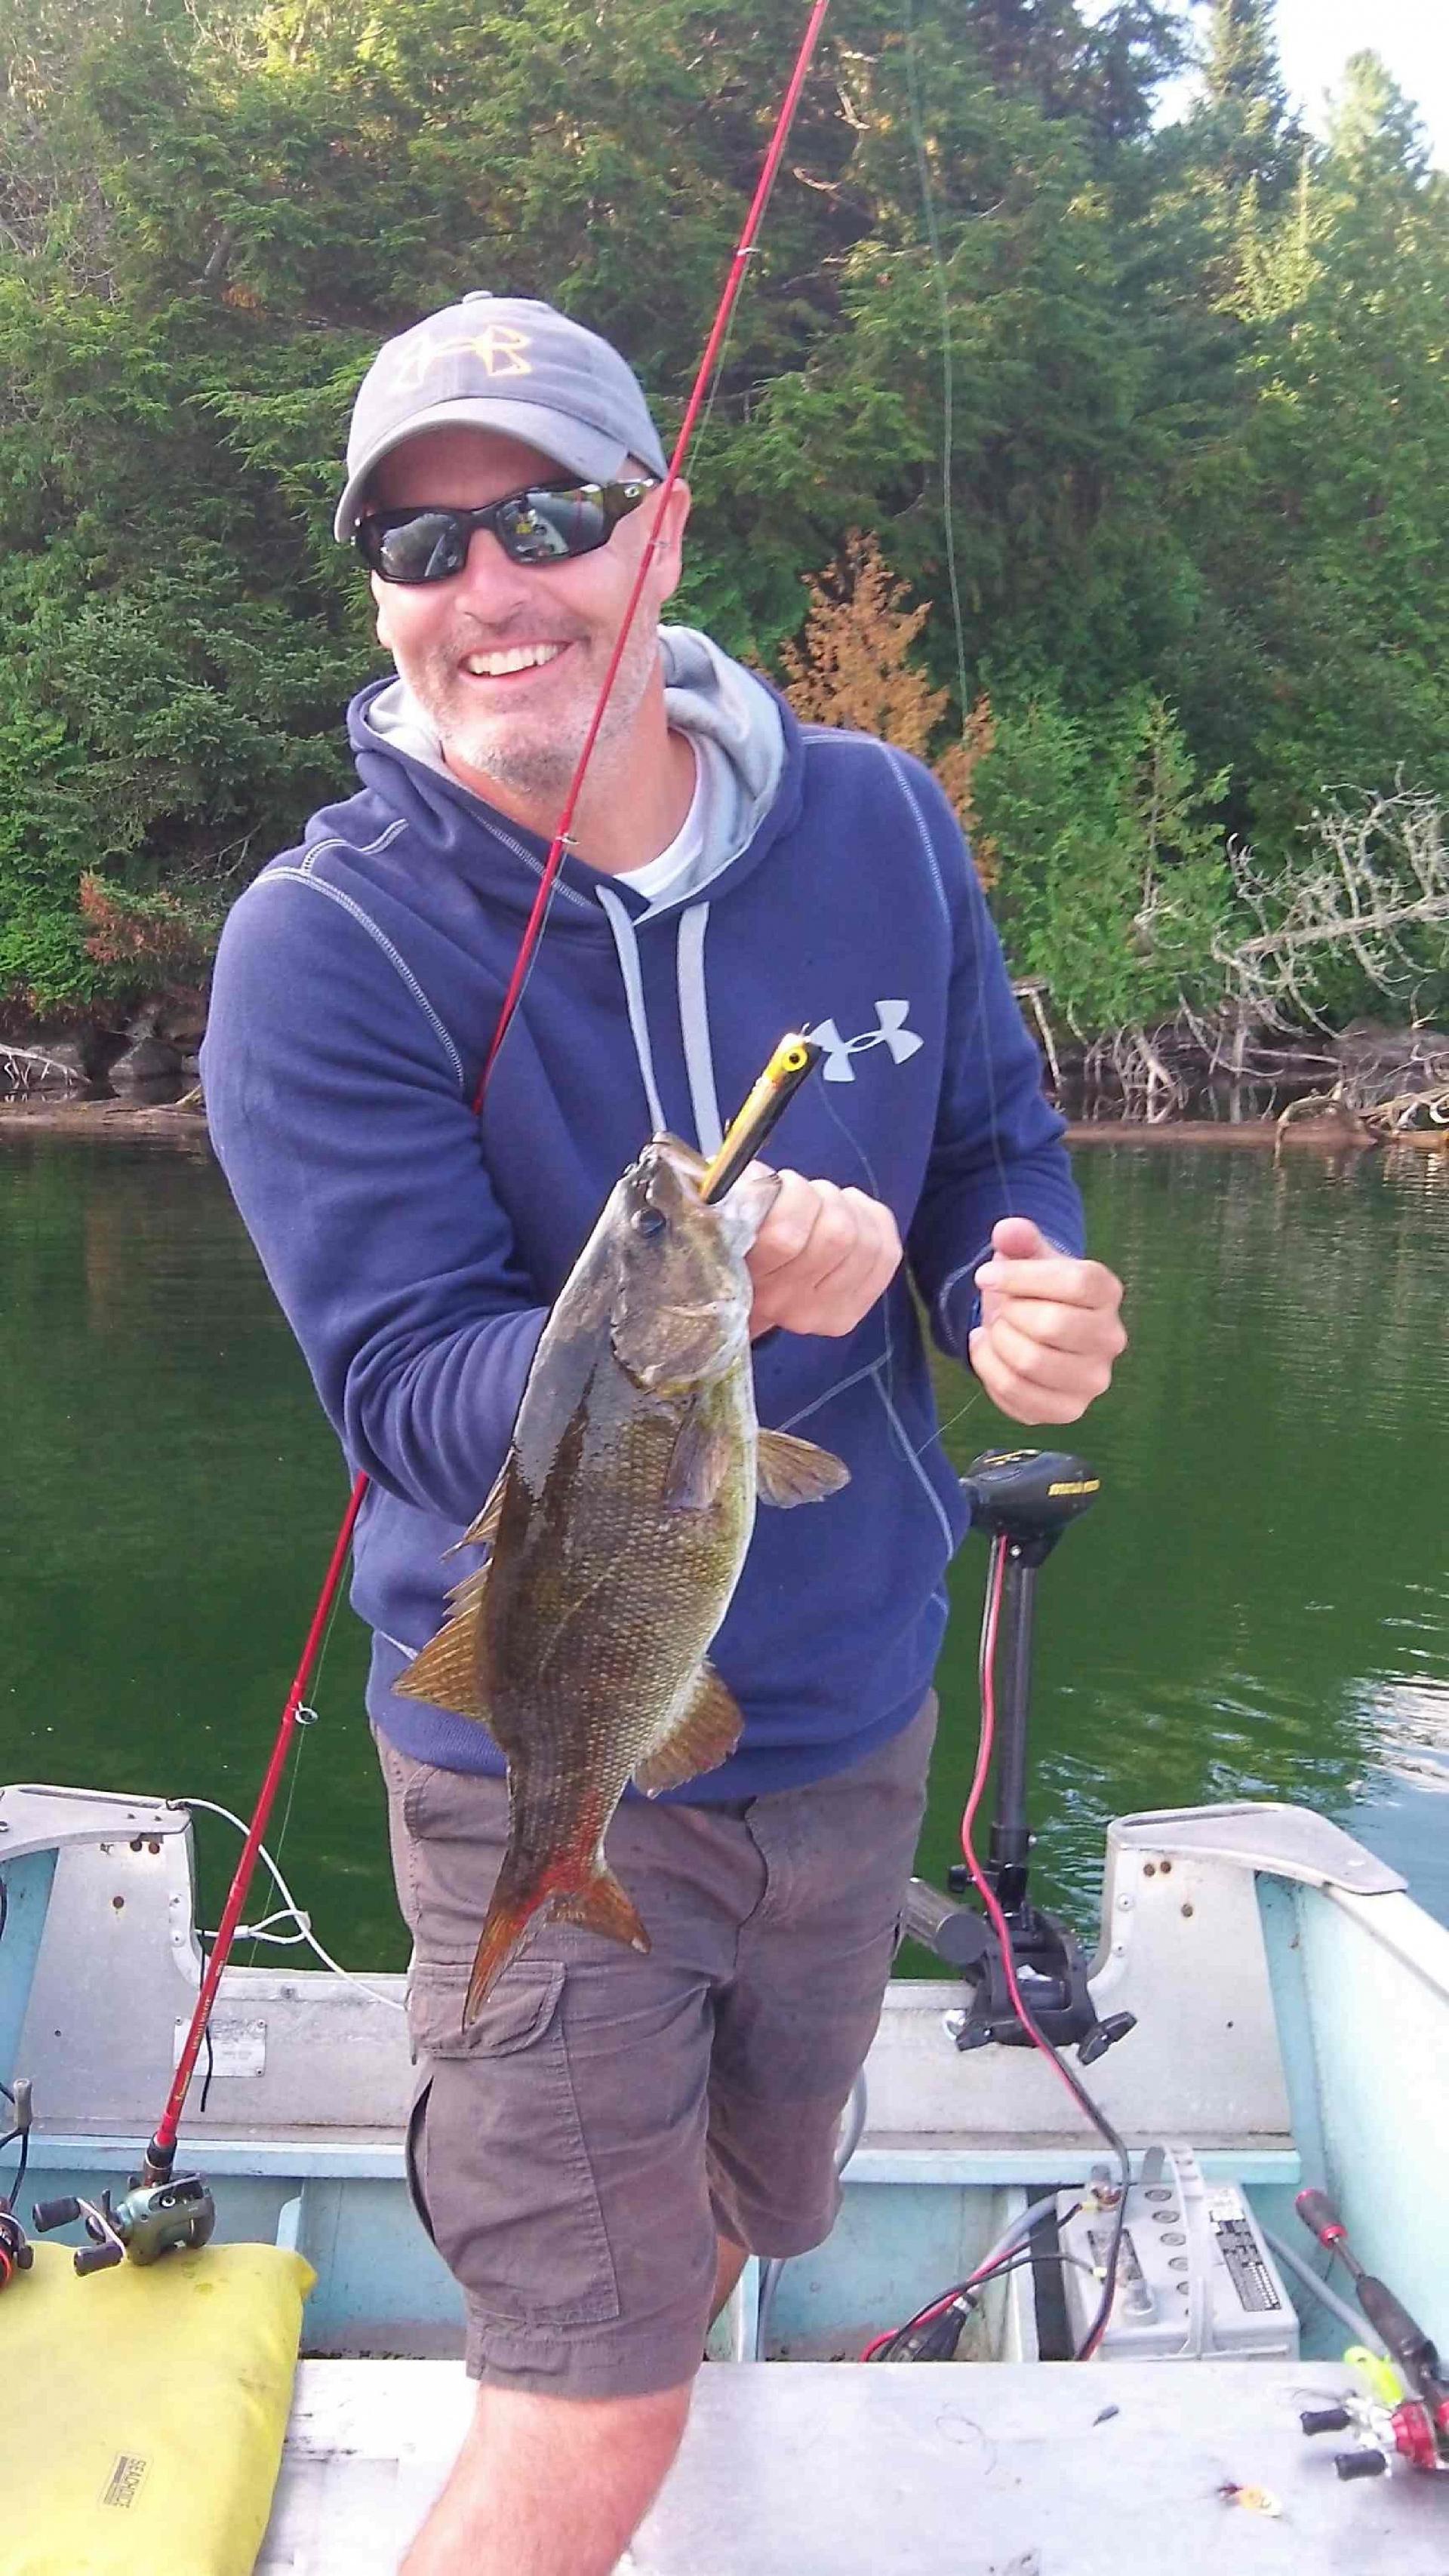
[989,1216,1048,1263]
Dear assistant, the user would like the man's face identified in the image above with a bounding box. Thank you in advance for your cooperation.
[367,426,689,813]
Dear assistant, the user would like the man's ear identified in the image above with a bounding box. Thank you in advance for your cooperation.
[370,574,397,656]
[651,477,691,608]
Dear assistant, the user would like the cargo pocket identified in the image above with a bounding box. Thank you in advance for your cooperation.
[405,1958,622,2332]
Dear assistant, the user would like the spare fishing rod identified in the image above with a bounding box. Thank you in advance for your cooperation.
[82,3,837,2227]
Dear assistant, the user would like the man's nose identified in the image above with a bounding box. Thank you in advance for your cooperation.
[451,524,536,616]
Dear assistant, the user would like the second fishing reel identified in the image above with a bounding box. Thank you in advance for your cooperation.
[903,1449,1136,2066]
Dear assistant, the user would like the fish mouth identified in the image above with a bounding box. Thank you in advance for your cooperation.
[714,1163,780,1254]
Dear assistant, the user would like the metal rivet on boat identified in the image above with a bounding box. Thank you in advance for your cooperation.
[1159,1859,1172,1874]
[1161,2232,1186,2246]
[112,1895,125,1911]
[1169,2257,1189,2271]
[1143,1861,1156,1877]
[1116,1895,1133,1910]
[1181,1902,1194,1917]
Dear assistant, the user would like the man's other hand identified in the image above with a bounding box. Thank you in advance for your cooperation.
[746,1167,903,1339]
[968,1217,1126,1424]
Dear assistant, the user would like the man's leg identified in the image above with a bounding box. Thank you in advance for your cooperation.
[401,2378,693,2576]
[710,2232,749,2325]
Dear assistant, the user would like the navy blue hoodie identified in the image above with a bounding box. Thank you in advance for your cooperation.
[202,632,1084,1797]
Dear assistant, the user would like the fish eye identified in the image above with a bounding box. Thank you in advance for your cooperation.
[632,1206,667,1238]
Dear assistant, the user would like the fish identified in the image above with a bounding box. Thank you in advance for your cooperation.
[395,1132,850,2023]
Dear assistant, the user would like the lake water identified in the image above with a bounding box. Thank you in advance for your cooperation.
[2,1125,1446,1975]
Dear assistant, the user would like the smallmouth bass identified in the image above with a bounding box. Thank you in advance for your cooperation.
[396,1133,848,2023]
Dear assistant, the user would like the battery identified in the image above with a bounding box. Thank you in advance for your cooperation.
[1057,2147,1299,2360]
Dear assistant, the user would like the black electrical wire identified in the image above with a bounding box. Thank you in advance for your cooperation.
[867,2242,1099,2363]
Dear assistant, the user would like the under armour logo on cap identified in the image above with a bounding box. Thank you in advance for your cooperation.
[386,321,535,392]
[806,1001,924,1083]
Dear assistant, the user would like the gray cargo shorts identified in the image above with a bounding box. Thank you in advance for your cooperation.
[375,1692,937,2399]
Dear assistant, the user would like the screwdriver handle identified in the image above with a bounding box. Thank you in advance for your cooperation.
[1296,2187,1346,2249]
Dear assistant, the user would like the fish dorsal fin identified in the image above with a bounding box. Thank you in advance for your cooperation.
[633,1662,744,1795]
[393,1573,493,1723]
[446,1459,511,1557]
[663,1397,735,1512]
[755,1427,851,1508]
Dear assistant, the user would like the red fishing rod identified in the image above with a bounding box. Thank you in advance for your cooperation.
[138,0,833,2197]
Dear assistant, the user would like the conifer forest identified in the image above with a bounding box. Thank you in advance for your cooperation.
[1,0,1446,1070]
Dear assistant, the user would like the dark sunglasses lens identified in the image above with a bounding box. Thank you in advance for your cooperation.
[497,487,611,564]
[365,512,469,584]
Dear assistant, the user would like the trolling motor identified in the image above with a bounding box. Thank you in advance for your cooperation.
[32,2171,215,2276]
[903,1449,1135,2066]
[1295,2188,1449,2479]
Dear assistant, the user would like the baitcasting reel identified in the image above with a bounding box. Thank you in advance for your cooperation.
[32,2169,216,2275]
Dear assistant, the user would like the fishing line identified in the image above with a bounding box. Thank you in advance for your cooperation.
[140,3,835,2181]
[899,0,1020,1253]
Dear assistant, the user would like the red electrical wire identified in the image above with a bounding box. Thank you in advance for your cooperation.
[146,3,833,2175]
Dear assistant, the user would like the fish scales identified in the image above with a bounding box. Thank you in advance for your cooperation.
[395,1133,848,2023]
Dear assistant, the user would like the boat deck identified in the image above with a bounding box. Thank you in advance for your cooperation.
[260,2357,1449,2572]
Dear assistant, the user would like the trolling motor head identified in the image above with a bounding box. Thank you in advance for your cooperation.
[960,1449,1100,1561]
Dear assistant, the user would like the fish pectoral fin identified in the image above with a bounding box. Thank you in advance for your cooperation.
[633,1663,744,1794]
[755,1427,851,1507]
[393,1585,492,1724]
[445,1459,512,1557]
[551,1867,651,1953]
[663,1400,734,1512]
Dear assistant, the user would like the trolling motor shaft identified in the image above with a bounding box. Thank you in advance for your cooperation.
[904,1450,1134,2065]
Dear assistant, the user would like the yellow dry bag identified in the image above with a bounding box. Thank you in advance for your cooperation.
[2,2237,314,2575]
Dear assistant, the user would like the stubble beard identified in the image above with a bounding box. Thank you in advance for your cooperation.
[407,616,662,807]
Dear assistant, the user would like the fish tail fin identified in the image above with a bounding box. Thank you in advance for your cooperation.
[552,1865,651,1954]
[463,1859,650,2025]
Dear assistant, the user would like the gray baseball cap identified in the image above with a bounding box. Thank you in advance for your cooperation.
[334,292,669,541]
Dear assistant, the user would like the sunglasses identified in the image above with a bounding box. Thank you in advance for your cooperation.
[355,476,658,586]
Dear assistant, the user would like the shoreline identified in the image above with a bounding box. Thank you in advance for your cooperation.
[0,1100,1416,1153]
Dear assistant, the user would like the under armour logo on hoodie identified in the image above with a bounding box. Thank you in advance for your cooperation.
[808,1001,924,1083]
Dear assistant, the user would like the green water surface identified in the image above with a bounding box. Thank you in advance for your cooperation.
[2,1127,1445,1972]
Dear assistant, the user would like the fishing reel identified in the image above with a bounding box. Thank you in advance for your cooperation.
[0,2201,34,2289]
[0,2074,34,2288]
[32,2170,216,2274]
[1300,2365,1449,2481]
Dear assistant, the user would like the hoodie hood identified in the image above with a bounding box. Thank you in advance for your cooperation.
[358,624,785,918]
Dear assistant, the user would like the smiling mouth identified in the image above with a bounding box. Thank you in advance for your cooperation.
[461,642,568,679]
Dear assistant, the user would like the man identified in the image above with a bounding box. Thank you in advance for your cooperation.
[202,293,1126,2576]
